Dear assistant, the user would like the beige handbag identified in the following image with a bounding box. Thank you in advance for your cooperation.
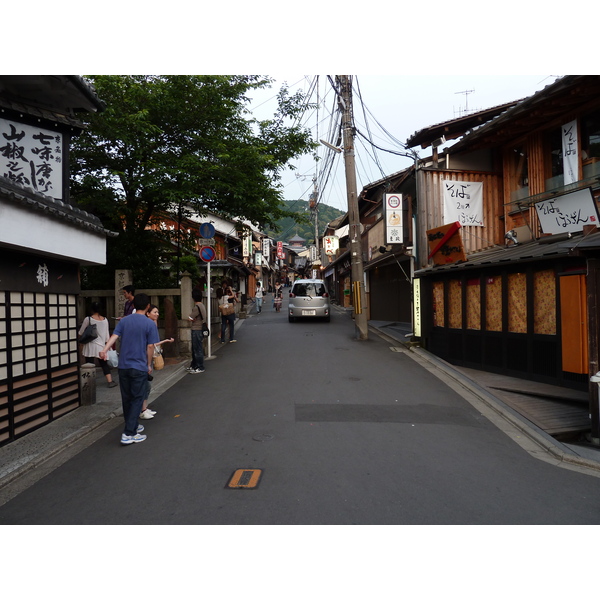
[153,347,164,370]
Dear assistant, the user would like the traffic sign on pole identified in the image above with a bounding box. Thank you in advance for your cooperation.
[199,223,215,239]
[199,246,216,262]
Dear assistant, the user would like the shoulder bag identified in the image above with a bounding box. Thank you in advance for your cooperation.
[79,317,98,344]
[153,345,164,370]
[219,302,235,316]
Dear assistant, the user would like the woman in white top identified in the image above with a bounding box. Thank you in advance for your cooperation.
[79,302,117,388]
[255,282,264,313]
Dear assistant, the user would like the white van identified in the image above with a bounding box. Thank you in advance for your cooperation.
[288,279,330,322]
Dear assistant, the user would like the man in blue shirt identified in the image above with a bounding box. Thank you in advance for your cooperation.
[100,293,160,445]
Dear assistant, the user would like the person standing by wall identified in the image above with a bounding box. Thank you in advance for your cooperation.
[219,284,237,343]
[79,302,117,388]
[140,304,174,419]
[100,293,160,445]
[255,282,264,314]
[187,290,207,373]
[116,285,136,320]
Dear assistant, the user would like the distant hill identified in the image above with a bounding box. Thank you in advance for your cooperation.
[266,200,345,244]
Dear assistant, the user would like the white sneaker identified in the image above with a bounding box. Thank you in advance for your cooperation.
[121,433,146,445]
[139,409,154,420]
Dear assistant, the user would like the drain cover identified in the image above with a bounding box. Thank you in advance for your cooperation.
[226,469,263,489]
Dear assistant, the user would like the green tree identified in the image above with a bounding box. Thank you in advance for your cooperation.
[70,75,316,288]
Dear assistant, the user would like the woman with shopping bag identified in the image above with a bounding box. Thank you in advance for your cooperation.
[79,302,118,388]
[218,282,238,343]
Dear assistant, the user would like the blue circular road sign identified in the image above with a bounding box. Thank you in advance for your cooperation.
[200,246,216,262]
[199,223,216,239]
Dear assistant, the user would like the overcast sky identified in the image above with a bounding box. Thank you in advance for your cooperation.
[248,74,564,212]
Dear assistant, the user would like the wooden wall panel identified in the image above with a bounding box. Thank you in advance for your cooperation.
[416,169,503,269]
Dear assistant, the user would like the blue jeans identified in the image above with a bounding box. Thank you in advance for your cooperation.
[191,329,205,370]
[256,297,263,312]
[118,368,148,436]
[221,313,235,342]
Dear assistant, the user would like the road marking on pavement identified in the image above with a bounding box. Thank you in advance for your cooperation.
[226,469,263,489]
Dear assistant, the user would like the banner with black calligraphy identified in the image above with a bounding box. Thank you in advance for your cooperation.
[534,187,598,235]
[443,180,484,227]
[0,118,64,199]
[562,120,578,185]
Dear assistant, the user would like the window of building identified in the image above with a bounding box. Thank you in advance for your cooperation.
[546,128,564,190]
[485,276,502,332]
[508,272,527,333]
[448,279,462,329]
[534,270,556,335]
[510,145,529,203]
[466,278,481,330]
[432,281,444,327]
[582,111,600,178]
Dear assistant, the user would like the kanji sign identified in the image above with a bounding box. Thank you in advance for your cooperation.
[385,193,403,244]
[426,222,466,265]
[0,118,63,199]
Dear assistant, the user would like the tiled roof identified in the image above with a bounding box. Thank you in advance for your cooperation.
[415,230,600,276]
[0,177,117,238]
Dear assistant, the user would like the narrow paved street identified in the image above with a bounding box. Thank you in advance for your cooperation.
[1,296,599,525]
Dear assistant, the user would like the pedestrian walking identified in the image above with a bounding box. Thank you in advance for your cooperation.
[255,282,264,313]
[274,287,283,312]
[219,284,237,343]
[79,302,118,388]
[99,293,160,445]
[273,280,282,307]
[140,304,174,419]
[187,290,207,373]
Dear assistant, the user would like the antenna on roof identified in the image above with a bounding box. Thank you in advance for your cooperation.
[455,89,475,117]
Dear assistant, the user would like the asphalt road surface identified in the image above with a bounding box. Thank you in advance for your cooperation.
[1,298,600,525]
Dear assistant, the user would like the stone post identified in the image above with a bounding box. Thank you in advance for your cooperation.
[180,271,193,318]
[80,363,96,406]
[115,269,133,318]
[180,271,193,356]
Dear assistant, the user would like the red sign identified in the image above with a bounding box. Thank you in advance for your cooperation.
[277,241,284,259]
[199,246,216,262]
[426,222,466,265]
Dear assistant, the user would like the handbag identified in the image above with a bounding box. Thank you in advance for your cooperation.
[153,352,165,370]
[79,317,98,344]
[202,323,210,338]
[219,303,235,316]
[107,349,119,368]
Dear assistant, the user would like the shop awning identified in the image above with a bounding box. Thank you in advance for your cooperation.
[414,230,600,276]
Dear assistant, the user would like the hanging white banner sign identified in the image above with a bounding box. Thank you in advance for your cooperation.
[324,235,339,256]
[535,187,598,234]
[562,119,578,185]
[443,180,484,227]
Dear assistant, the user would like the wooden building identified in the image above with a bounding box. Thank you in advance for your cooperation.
[406,75,600,439]
[0,76,109,447]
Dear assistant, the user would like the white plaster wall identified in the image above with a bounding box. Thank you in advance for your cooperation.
[0,202,106,265]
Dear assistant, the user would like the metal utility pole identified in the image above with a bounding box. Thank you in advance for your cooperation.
[337,75,368,340]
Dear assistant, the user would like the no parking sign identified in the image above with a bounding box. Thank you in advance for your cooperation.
[199,246,216,262]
